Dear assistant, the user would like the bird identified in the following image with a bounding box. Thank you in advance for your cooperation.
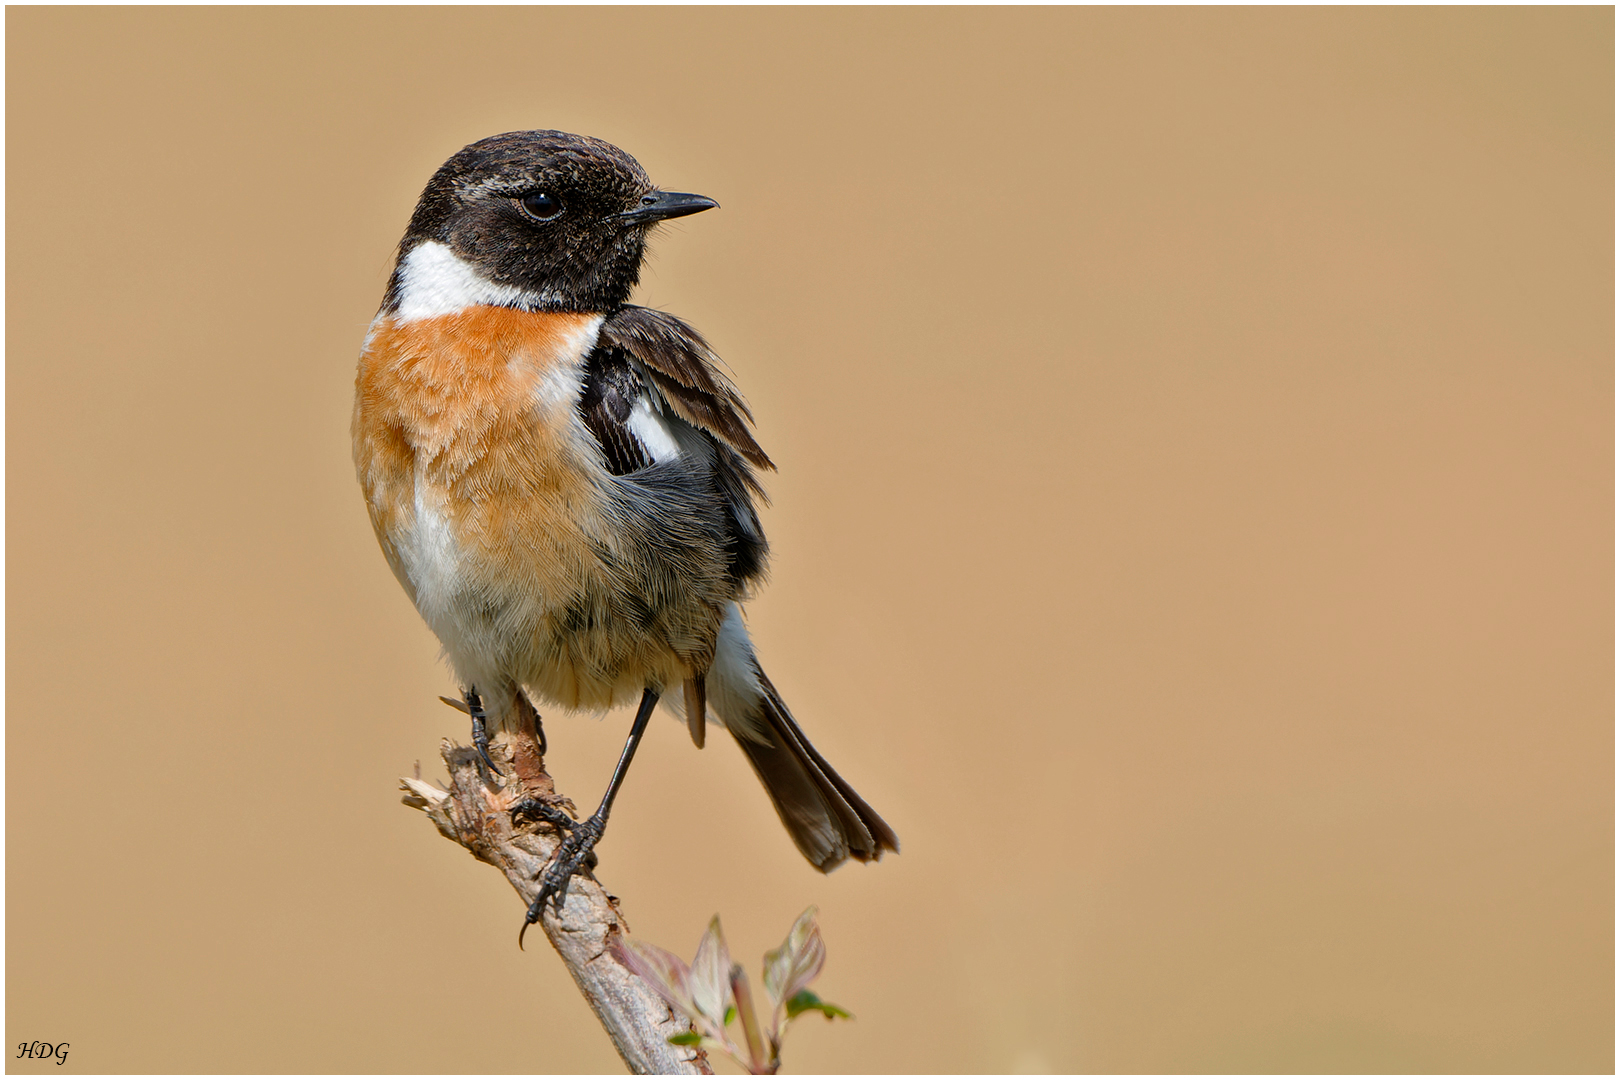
[352,131,898,936]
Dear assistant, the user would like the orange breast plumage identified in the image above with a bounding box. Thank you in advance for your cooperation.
[353,307,603,594]
[356,307,655,708]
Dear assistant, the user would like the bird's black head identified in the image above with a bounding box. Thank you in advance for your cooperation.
[383,130,716,316]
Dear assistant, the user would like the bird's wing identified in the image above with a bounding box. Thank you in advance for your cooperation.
[579,306,772,593]
[596,305,774,471]
[576,344,658,475]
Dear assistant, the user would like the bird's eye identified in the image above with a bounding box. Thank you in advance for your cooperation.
[519,191,563,221]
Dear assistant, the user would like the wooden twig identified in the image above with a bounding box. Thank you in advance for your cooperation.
[400,731,710,1076]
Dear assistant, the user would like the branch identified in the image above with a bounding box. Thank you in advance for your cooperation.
[400,731,711,1076]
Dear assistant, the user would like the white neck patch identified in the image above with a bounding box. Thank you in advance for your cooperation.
[392,240,558,321]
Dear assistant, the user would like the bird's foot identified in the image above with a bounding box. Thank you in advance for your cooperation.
[511,797,578,833]
[519,814,605,943]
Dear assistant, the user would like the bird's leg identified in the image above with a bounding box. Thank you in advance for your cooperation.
[520,687,659,942]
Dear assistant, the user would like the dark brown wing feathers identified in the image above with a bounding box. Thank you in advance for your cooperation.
[600,306,775,470]
[577,348,655,474]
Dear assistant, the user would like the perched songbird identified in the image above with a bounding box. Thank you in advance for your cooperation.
[353,131,898,933]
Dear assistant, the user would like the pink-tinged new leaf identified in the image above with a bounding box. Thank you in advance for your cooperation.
[611,937,700,1024]
[690,916,735,1030]
[762,907,826,1010]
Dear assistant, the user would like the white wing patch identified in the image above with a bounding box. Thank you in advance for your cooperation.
[626,398,683,462]
[394,240,559,321]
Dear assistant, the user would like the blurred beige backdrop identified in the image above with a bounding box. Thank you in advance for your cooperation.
[6,6,1612,1074]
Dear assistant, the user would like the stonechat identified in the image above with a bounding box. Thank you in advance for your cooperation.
[353,131,898,934]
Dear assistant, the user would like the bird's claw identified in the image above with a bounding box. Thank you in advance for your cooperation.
[520,814,604,942]
[511,798,577,832]
[459,686,500,778]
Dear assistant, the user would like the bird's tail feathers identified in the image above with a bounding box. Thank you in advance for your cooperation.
[731,666,901,871]
[695,602,898,871]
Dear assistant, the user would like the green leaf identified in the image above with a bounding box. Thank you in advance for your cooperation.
[667,1031,703,1046]
[785,989,851,1021]
[724,1005,737,1027]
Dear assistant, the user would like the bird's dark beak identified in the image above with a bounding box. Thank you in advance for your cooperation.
[621,190,718,225]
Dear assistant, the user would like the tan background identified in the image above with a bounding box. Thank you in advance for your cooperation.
[6,7,1612,1074]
